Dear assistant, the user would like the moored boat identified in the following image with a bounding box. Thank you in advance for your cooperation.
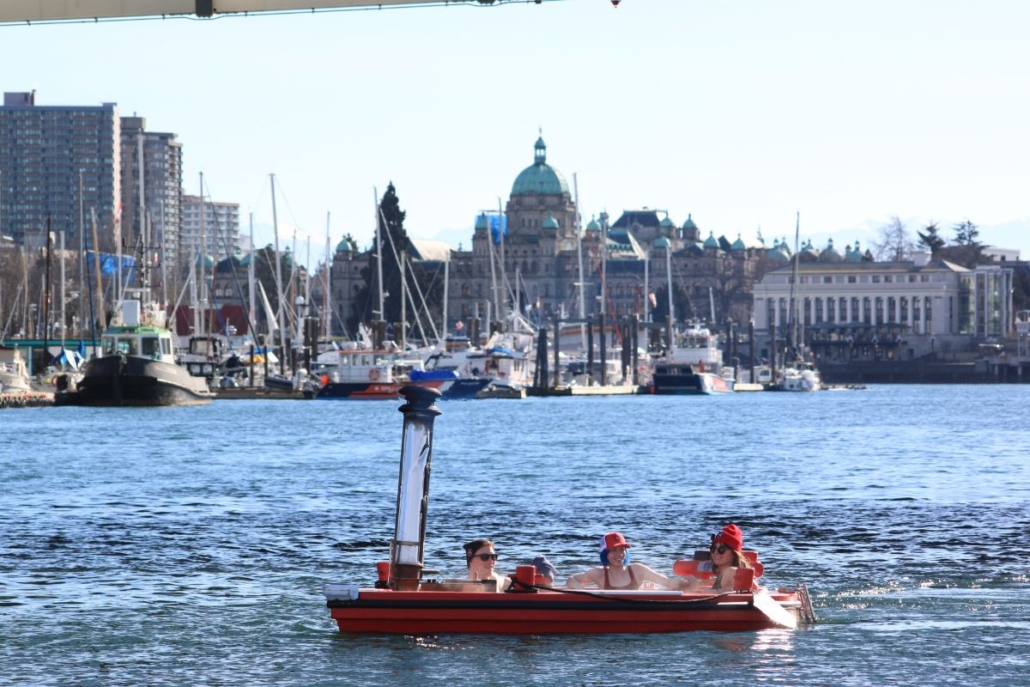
[309,341,454,400]
[0,346,33,394]
[652,321,735,395]
[323,386,815,635]
[769,361,822,392]
[67,298,213,407]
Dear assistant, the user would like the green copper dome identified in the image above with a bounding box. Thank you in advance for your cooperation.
[703,231,719,249]
[542,213,559,229]
[660,216,674,229]
[731,234,747,251]
[586,215,601,232]
[654,236,671,249]
[682,214,698,232]
[335,237,353,253]
[511,137,570,196]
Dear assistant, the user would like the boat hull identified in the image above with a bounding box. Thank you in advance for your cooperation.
[75,355,213,407]
[313,380,447,400]
[439,378,492,400]
[326,588,801,634]
[652,366,734,395]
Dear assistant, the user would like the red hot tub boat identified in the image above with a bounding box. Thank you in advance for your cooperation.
[323,387,816,635]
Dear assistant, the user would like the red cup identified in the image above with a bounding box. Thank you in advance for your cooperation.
[515,565,537,586]
[376,561,390,583]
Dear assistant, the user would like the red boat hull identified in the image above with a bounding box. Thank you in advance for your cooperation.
[326,588,802,634]
[314,380,445,400]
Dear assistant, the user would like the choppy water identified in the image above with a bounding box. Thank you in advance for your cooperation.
[2,386,1028,686]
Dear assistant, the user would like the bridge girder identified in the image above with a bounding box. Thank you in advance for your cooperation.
[0,0,531,25]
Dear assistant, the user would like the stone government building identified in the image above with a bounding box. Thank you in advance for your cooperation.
[326,137,765,339]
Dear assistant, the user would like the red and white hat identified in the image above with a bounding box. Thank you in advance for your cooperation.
[712,524,744,552]
[600,531,632,552]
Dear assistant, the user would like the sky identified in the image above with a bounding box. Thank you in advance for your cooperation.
[2,0,1028,266]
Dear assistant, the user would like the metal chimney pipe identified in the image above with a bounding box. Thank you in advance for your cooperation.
[389,385,442,591]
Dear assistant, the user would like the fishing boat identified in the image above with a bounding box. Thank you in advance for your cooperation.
[0,347,33,394]
[308,340,454,400]
[770,360,822,392]
[323,386,816,634]
[419,335,533,400]
[651,321,735,395]
[68,296,214,407]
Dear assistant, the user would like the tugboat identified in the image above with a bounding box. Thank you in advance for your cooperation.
[66,294,213,407]
[323,387,816,634]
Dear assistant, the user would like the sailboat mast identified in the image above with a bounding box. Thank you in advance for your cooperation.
[78,171,85,337]
[324,211,331,339]
[137,132,145,292]
[248,212,256,341]
[43,214,52,364]
[786,210,801,354]
[270,174,287,369]
[487,210,499,328]
[59,227,66,344]
[375,187,384,324]
[600,211,608,318]
[498,197,509,332]
[199,171,206,337]
[573,173,586,350]
[665,240,674,325]
[441,257,449,345]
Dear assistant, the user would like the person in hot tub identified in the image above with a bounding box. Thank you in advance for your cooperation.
[463,538,512,591]
[565,532,685,591]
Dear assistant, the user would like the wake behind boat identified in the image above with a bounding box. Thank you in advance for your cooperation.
[323,386,815,634]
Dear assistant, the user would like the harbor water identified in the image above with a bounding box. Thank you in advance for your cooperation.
[2,386,1028,686]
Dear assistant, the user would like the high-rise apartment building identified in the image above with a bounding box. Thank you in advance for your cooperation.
[181,194,240,260]
[120,116,183,271]
[0,91,121,250]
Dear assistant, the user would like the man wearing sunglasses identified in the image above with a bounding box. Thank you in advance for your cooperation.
[463,538,512,591]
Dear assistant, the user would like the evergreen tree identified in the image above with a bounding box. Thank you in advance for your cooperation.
[916,221,946,255]
[942,219,984,268]
[953,219,981,246]
[348,183,411,334]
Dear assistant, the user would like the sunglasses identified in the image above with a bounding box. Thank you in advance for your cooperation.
[709,544,729,555]
[470,553,499,562]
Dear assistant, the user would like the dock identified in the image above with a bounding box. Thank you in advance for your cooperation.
[1,392,54,409]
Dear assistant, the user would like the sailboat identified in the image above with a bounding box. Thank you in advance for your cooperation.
[771,212,822,392]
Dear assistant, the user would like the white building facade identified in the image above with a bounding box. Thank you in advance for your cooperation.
[752,253,1013,342]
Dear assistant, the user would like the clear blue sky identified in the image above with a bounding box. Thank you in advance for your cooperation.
[3,0,1028,264]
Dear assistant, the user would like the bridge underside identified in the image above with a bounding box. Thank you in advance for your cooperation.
[0,0,530,25]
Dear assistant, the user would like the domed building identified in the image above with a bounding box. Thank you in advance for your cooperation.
[331,135,767,339]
